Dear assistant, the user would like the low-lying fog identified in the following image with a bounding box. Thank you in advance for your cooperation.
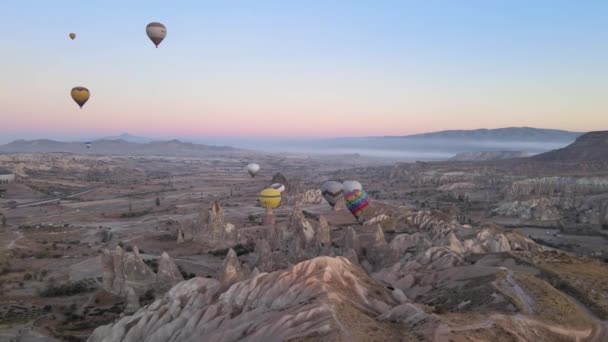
[190,137,575,161]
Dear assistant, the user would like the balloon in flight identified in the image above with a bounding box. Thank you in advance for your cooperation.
[69,33,76,40]
[342,180,363,194]
[259,188,281,209]
[320,180,343,207]
[146,22,167,48]
[246,163,260,178]
[270,183,285,193]
[85,142,92,149]
[345,189,369,220]
[70,87,90,108]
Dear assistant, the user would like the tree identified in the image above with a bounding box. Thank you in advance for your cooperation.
[155,197,160,206]
[1,215,6,227]
[129,202,133,212]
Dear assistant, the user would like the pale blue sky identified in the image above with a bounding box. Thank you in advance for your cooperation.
[1,1,607,142]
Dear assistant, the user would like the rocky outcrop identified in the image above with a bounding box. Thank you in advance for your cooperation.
[124,286,140,314]
[437,182,477,191]
[343,227,360,256]
[390,233,432,256]
[367,225,396,271]
[508,177,608,197]
[284,188,325,205]
[363,214,390,226]
[316,215,331,248]
[182,201,237,245]
[253,238,274,272]
[156,252,185,293]
[88,257,414,342]
[281,205,320,262]
[101,247,183,301]
[493,197,561,221]
[101,246,156,297]
[462,227,540,254]
[219,249,245,289]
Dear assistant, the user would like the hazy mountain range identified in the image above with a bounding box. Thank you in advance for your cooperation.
[0,127,584,160]
[0,139,237,157]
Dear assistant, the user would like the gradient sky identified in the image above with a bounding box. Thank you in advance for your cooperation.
[1,0,607,142]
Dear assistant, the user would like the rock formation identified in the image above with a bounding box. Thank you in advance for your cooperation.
[219,248,245,289]
[101,246,156,297]
[88,257,422,342]
[156,252,185,293]
[180,201,237,245]
[343,226,360,256]
[101,247,183,302]
[253,238,274,272]
[316,214,331,248]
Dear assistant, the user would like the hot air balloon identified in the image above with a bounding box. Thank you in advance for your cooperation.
[344,189,370,221]
[343,180,363,194]
[69,33,76,40]
[321,180,343,208]
[270,183,285,193]
[85,142,92,149]
[146,22,167,48]
[71,87,90,108]
[246,163,260,178]
[259,188,281,209]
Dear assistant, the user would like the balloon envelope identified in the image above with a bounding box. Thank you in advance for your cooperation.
[71,87,90,108]
[259,188,281,209]
[246,163,260,177]
[344,189,369,220]
[270,183,285,193]
[320,180,343,207]
[69,33,76,40]
[146,22,167,47]
[343,180,363,194]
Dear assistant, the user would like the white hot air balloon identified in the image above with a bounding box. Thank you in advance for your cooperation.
[271,183,285,193]
[246,163,260,178]
[321,180,343,208]
[343,180,363,194]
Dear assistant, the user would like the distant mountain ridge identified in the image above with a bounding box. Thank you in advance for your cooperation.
[320,127,582,157]
[99,133,155,144]
[390,127,582,142]
[0,138,238,157]
[532,131,608,162]
[0,127,584,160]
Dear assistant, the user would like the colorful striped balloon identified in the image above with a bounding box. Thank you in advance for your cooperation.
[344,189,369,220]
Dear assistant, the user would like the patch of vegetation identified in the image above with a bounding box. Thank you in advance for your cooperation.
[40,279,96,297]
[139,289,155,306]
[120,209,152,218]
[177,265,196,279]
[144,259,159,273]
[209,241,255,257]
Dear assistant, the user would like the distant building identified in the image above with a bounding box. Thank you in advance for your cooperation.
[0,168,14,185]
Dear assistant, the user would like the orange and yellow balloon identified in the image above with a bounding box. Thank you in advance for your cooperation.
[71,87,90,109]
[259,188,281,209]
